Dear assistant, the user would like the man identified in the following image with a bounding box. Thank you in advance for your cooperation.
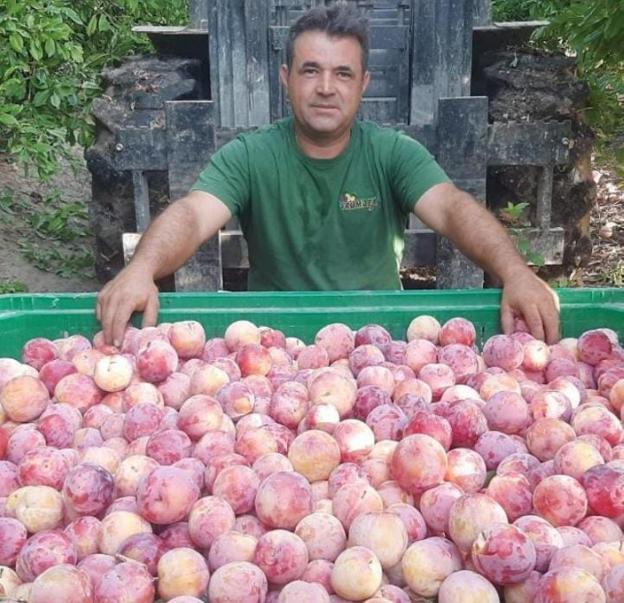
[97,4,559,347]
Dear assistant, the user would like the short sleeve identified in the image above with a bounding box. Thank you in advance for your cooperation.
[390,132,451,214]
[191,137,250,217]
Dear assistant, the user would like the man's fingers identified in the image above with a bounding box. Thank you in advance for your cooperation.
[523,304,545,343]
[142,294,160,329]
[500,303,515,336]
[541,301,561,345]
[111,312,131,349]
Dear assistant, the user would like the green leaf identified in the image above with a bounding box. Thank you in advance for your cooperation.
[0,114,19,127]
[86,14,98,36]
[98,14,111,32]
[45,39,56,57]
[9,33,23,53]
[33,90,50,107]
[29,40,43,61]
[61,7,83,25]
[50,93,61,109]
[69,45,84,63]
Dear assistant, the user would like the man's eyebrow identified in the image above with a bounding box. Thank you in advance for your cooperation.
[298,61,355,73]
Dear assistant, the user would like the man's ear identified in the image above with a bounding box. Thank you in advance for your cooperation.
[279,64,289,90]
[362,70,371,93]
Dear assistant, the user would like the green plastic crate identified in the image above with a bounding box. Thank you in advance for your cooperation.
[1,288,623,359]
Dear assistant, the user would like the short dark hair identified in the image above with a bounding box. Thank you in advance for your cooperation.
[285,3,370,71]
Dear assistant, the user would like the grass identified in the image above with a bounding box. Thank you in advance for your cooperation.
[0,280,28,294]
[0,186,95,280]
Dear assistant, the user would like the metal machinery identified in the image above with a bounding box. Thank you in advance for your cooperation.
[96,0,569,291]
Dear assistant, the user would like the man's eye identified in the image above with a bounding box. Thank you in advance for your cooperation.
[337,72,353,79]
[303,68,317,75]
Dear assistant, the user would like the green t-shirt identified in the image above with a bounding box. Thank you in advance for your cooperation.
[192,117,450,291]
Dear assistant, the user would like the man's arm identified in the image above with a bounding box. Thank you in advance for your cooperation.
[414,182,560,343]
[96,190,232,347]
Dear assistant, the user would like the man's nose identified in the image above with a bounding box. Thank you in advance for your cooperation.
[316,71,335,95]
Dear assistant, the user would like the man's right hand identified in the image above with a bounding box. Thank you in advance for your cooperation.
[96,265,160,347]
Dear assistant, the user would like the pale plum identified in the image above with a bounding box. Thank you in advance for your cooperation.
[406,315,441,344]
[404,339,437,374]
[348,512,408,569]
[295,512,347,562]
[438,344,480,384]
[189,364,230,396]
[208,561,268,603]
[0,376,49,423]
[157,371,191,410]
[581,464,624,518]
[122,403,164,442]
[390,433,447,494]
[401,536,463,598]
[419,481,464,534]
[94,561,155,603]
[269,381,308,428]
[332,480,384,530]
[63,515,102,560]
[526,417,576,461]
[471,522,537,585]
[403,410,452,450]
[418,363,456,400]
[29,564,93,603]
[437,570,500,603]
[136,465,200,524]
[16,529,77,582]
[252,452,293,482]
[17,446,69,490]
[55,373,103,413]
[187,495,236,549]
[331,545,382,601]
[157,546,210,601]
[208,531,257,570]
[448,493,508,554]
[288,430,341,482]
[486,474,533,523]
[366,404,406,441]
[549,544,606,582]
[483,390,530,435]
[145,428,192,465]
[255,471,313,529]
[255,529,308,585]
[0,516,27,566]
[8,484,63,532]
[349,344,385,376]
[314,323,355,363]
[332,419,375,463]
[578,515,623,544]
[534,567,606,602]
[308,370,357,418]
[212,465,260,514]
[514,515,564,572]
[439,317,476,347]
[278,580,330,603]
[577,329,614,365]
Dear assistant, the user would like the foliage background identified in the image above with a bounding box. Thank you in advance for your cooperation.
[0,0,622,180]
[0,0,187,179]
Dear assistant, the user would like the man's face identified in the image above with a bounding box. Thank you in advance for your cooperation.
[280,31,370,139]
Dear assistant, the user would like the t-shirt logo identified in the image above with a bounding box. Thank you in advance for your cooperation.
[339,192,378,211]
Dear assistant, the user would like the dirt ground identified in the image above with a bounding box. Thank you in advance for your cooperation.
[0,148,100,293]
[0,144,622,294]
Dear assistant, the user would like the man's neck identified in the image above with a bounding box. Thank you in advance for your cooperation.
[294,122,352,159]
